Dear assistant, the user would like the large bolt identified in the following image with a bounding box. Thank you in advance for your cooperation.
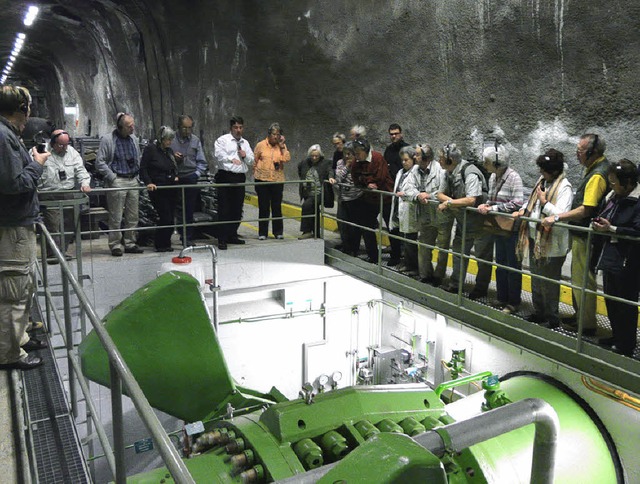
[293,438,324,470]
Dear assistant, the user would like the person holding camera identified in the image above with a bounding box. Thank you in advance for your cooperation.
[95,112,143,257]
[38,129,92,262]
[591,159,640,357]
[0,85,50,370]
[253,122,290,240]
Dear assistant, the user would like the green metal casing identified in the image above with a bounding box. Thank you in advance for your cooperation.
[78,272,276,423]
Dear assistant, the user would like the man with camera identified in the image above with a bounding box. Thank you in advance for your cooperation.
[214,116,255,249]
[95,112,143,257]
[38,129,92,262]
[0,85,50,370]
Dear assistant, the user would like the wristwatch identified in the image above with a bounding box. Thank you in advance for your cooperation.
[447,199,453,208]
[553,215,560,223]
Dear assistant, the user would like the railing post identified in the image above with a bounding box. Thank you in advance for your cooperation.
[457,209,468,301]
[181,185,188,247]
[61,268,77,417]
[110,361,127,484]
[40,229,52,334]
[377,190,383,265]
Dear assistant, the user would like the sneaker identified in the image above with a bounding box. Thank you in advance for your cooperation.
[403,268,419,277]
[387,258,401,267]
[111,248,123,257]
[298,232,314,240]
[124,245,144,254]
[258,236,266,241]
[276,234,284,240]
[502,304,519,315]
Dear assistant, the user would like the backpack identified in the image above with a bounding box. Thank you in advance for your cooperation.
[446,160,489,207]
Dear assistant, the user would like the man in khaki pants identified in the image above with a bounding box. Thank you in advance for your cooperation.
[0,85,50,370]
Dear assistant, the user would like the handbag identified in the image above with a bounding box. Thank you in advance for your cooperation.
[483,213,519,236]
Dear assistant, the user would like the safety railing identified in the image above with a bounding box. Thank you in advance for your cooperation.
[37,223,196,484]
[322,182,640,355]
[38,178,320,251]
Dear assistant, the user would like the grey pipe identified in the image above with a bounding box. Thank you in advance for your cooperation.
[177,244,219,332]
[278,398,559,484]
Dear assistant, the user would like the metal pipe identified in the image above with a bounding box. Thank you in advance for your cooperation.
[278,398,559,484]
[61,266,77,417]
[68,351,117,477]
[39,225,195,483]
[177,244,219,332]
[110,362,126,484]
[434,371,493,398]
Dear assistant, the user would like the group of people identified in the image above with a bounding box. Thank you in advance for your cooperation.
[329,125,639,358]
[1,79,638,372]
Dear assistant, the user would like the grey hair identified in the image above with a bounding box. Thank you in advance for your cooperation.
[482,144,509,167]
[416,143,434,161]
[437,143,462,164]
[399,145,417,160]
[350,125,367,138]
[332,132,346,143]
[268,122,282,135]
[307,144,324,157]
[158,126,175,141]
[581,133,606,156]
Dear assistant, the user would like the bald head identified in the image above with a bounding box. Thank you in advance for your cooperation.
[51,129,70,155]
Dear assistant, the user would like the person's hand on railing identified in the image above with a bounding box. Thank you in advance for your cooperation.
[328,177,336,185]
[477,203,491,215]
[146,183,157,191]
[367,182,378,189]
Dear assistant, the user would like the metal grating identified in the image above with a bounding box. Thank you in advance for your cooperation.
[22,310,90,484]
[30,417,88,483]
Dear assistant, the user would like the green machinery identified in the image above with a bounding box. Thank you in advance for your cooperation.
[79,273,623,483]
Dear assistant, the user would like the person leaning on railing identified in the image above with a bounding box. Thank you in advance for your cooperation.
[330,141,363,256]
[476,144,524,314]
[591,159,640,357]
[515,149,573,329]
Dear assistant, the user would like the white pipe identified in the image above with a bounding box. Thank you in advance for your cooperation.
[177,244,219,331]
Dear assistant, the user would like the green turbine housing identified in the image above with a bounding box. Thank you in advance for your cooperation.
[79,272,622,483]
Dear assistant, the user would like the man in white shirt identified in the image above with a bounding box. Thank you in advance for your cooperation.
[39,129,91,261]
[213,116,254,250]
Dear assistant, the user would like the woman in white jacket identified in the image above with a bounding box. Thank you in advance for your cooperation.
[515,149,573,328]
[390,146,420,275]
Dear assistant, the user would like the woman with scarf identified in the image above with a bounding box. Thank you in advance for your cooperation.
[592,159,640,357]
[140,126,179,252]
[515,149,573,328]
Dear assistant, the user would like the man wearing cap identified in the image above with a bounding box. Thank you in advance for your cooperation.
[38,129,91,261]
[95,112,143,257]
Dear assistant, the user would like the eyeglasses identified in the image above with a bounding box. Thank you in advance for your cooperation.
[389,132,401,137]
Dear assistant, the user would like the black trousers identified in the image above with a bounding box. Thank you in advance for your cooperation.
[603,270,639,356]
[176,173,200,242]
[255,180,284,237]
[215,170,246,242]
[348,198,379,260]
[149,187,177,249]
[300,196,321,234]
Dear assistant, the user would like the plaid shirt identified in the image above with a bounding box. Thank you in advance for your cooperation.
[487,167,523,213]
[112,136,139,175]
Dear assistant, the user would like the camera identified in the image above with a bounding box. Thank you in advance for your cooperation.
[36,143,47,154]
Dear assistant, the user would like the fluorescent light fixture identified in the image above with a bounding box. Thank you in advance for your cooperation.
[18,33,26,40]
[24,7,39,26]
[9,55,16,61]
[7,61,13,67]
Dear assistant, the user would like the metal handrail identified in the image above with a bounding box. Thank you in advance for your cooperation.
[39,224,195,484]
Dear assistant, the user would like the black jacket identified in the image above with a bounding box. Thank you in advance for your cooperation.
[298,156,334,200]
[593,186,640,275]
[140,142,178,186]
